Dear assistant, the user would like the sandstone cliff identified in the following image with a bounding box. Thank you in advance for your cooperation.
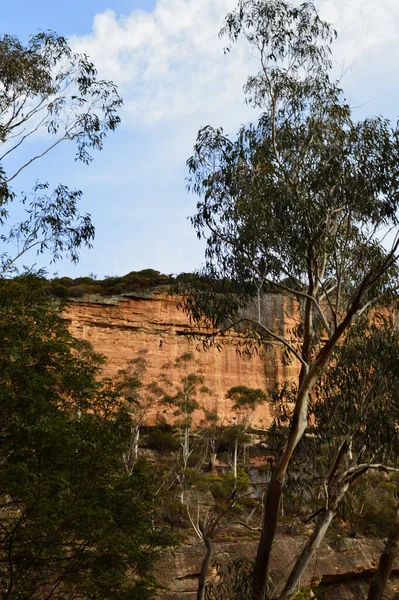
[65,290,300,427]
[64,291,399,600]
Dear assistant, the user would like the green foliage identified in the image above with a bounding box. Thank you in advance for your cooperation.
[0,32,122,274]
[206,469,250,501]
[227,386,268,411]
[158,353,212,470]
[295,586,316,600]
[160,498,188,528]
[310,323,399,462]
[353,474,398,538]
[204,556,275,600]
[0,277,173,599]
[146,427,180,452]
[49,269,173,298]
[184,467,250,501]
[287,323,399,531]
[219,425,251,449]
[183,0,399,351]
[174,273,251,330]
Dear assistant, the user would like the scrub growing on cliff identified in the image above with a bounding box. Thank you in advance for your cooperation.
[225,386,267,479]
[181,1,399,598]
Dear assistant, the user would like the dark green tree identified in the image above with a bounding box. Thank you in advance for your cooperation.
[0,277,172,599]
[183,2,399,597]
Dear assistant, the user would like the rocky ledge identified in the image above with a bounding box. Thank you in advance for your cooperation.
[154,536,399,599]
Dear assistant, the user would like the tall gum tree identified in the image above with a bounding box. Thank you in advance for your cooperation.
[182,1,399,598]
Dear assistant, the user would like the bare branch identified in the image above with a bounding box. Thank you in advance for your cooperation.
[207,317,309,371]
[4,136,67,184]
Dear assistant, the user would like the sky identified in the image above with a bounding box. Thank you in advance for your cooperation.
[3,0,399,279]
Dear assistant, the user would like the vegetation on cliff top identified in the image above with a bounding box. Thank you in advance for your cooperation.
[49,269,173,298]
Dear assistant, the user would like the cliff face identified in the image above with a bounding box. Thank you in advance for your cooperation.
[65,291,300,427]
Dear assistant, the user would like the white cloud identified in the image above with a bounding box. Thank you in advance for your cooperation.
[71,0,254,130]
[319,0,399,56]
[71,0,399,132]
[62,0,399,279]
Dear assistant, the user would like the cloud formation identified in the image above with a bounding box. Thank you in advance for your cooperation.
[72,0,399,130]
[64,0,399,278]
[72,0,254,130]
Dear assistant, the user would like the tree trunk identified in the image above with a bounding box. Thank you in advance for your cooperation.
[183,425,190,469]
[279,445,352,600]
[233,438,238,480]
[252,474,284,600]
[251,312,356,600]
[124,424,140,474]
[252,382,311,600]
[208,453,217,472]
[367,507,399,600]
[133,426,139,463]
[278,509,335,600]
[197,537,213,600]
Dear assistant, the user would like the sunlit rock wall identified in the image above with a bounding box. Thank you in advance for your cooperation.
[64,291,301,427]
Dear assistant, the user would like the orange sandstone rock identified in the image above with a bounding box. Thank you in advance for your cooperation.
[64,291,300,427]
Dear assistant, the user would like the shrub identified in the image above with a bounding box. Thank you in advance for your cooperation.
[146,428,179,452]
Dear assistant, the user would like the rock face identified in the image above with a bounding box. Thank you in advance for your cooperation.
[65,293,399,599]
[154,536,399,600]
[64,291,301,427]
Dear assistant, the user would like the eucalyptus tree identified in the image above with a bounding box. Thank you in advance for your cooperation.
[183,1,399,598]
[161,353,211,474]
[0,32,122,272]
[115,351,161,473]
[279,322,399,599]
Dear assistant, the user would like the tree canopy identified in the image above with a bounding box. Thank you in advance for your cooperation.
[183,1,399,598]
[0,31,122,274]
[0,277,173,599]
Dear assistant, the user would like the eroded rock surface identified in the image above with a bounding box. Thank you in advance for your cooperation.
[65,291,300,427]
[154,536,399,599]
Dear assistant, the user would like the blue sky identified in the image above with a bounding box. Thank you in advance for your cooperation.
[3,0,399,279]
[3,1,156,39]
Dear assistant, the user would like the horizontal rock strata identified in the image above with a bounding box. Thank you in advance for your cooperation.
[65,291,300,427]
